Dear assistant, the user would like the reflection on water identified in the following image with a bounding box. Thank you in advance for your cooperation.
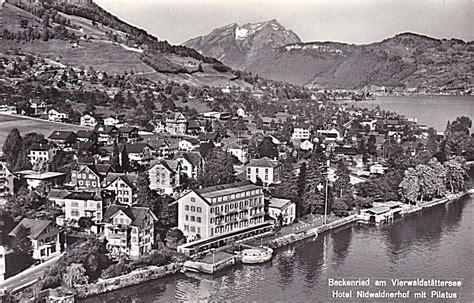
[355,95,474,132]
[83,194,473,302]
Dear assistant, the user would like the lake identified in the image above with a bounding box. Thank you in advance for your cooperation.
[354,95,474,132]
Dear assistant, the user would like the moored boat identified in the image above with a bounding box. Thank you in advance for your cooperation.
[240,247,273,264]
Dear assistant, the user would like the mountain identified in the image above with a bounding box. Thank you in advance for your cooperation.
[183,19,301,68]
[1,0,250,87]
[185,23,474,90]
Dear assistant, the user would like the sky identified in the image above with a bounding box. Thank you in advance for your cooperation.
[95,0,474,45]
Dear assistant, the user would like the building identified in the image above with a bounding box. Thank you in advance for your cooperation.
[177,181,266,242]
[104,173,138,205]
[299,140,314,151]
[76,130,97,143]
[95,125,117,146]
[226,142,248,164]
[236,107,247,118]
[246,157,282,187]
[178,138,200,151]
[118,127,139,143]
[174,152,203,180]
[145,139,171,159]
[17,170,66,190]
[125,143,154,166]
[148,160,181,195]
[63,191,107,223]
[0,243,14,283]
[30,100,48,115]
[28,143,58,166]
[165,112,188,135]
[48,109,69,122]
[70,164,104,189]
[102,205,157,258]
[317,127,343,142]
[80,114,98,128]
[9,219,60,261]
[48,131,77,150]
[0,161,15,197]
[291,122,311,140]
[268,197,296,226]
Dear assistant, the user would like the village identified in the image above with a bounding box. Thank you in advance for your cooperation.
[1,19,473,303]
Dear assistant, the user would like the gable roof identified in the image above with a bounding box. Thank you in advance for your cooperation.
[9,218,53,240]
[187,120,201,129]
[29,142,54,151]
[145,139,169,150]
[103,205,157,227]
[294,122,311,129]
[124,142,152,154]
[76,130,96,139]
[198,132,219,141]
[248,157,280,168]
[105,173,138,190]
[175,152,202,167]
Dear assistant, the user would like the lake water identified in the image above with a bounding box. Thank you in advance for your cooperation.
[83,192,474,302]
[354,95,474,132]
[82,96,474,302]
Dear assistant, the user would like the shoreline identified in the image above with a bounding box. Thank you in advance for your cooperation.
[74,190,471,300]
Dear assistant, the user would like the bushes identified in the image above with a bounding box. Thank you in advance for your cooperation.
[212,64,230,73]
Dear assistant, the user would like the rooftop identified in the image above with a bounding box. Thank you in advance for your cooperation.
[195,181,262,200]
[269,197,292,209]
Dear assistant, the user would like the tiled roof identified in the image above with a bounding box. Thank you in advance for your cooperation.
[269,197,292,209]
[175,152,202,167]
[294,122,311,129]
[65,191,101,200]
[29,142,53,151]
[76,130,96,139]
[48,131,76,141]
[9,218,53,240]
[249,157,280,168]
[105,173,138,190]
[195,181,261,200]
[124,143,151,154]
[103,205,156,228]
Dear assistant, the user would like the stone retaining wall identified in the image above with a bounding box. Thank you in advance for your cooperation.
[76,263,180,299]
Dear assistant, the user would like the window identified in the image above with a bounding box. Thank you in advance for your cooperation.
[190,226,195,232]
[197,227,201,233]
[71,201,79,207]
[78,180,83,185]
[191,216,195,222]
[197,207,202,213]
[92,181,96,187]
[71,210,79,217]
[210,207,214,214]
[185,205,189,211]
[197,217,201,223]
[190,197,196,202]
[185,215,189,221]
[191,206,196,212]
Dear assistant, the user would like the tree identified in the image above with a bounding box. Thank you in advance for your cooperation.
[135,171,163,216]
[197,149,235,187]
[271,161,299,200]
[444,157,466,193]
[256,116,263,129]
[302,157,325,214]
[333,161,353,209]
[11,224,34,270]
[257,137,278,159]
[111,140,121,172]
[78,217,93,230]
[2,128,23,170]
[121,145,130,172]
[165,228,185,249]
[63,263,88,288]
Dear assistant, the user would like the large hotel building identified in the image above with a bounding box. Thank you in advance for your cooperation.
[177,181,268,244]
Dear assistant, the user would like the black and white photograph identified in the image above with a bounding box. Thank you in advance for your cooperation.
[0,0,473,302]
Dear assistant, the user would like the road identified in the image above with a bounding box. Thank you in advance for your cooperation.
[0,253,63,292]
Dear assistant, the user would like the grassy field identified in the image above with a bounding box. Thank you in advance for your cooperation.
[0,114,88,147]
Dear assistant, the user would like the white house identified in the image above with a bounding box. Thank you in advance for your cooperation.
[102,205,157,258]
[370,163,386,175]
[317,127,343,141]
[80,114,98,127]
[246,157,281,187]
[299,140,314,151]
[226,142,248,164]
[30,100,48,115]
[178,138,200,151]
[268,197,296,226]
[236,107,247,118]
[28,143,59,166]
[9,219,61,261]
[292,122,311,140]
[48,109,69,122]
[361,119,377,131]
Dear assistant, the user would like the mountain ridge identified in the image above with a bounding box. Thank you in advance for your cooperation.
[184,22,474,90]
